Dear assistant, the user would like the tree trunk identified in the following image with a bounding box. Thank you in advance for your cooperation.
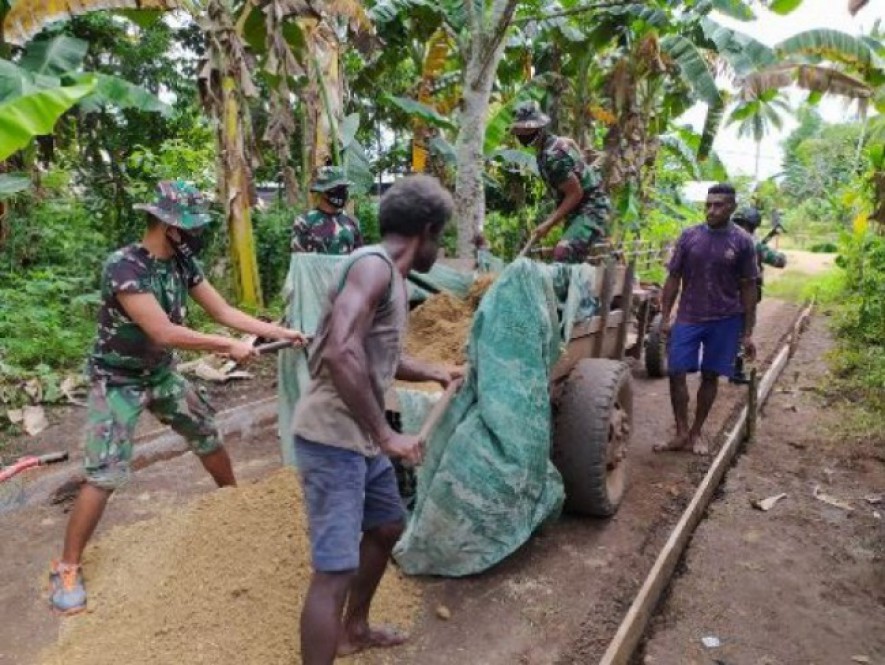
[453,83,492,257]
[452,0,518,258]
[221,74,263,307]
[754,140,761,183]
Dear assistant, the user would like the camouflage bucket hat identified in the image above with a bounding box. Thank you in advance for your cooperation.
[511,100,551,131]
[133,180,213,231]
[310,166,353,193]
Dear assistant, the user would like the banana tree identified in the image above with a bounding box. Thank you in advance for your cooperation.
[0,33,170,159]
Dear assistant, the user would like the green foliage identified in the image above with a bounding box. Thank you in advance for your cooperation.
[354,197,381,244]
[834,231,885,347]
[767,0,803,14]
[0,193,111,388]
[252,203,294,303]
[809,241,838,253]
[0,79,96,160]
[801,231,885,417]
[660,35,721,107]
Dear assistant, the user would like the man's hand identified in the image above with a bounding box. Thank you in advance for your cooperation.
[225,339,260,363]
[379,431,423,466]
[430,364,464,389]
[660,312,673,337]
[742,334,756,362]
[533,219,557,240]
[277,327,310,347]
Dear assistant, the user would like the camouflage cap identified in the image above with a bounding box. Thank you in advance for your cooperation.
[733,206,762,230]
[310,166,353,193]
[511,101,551,131]
[133,180,213,231]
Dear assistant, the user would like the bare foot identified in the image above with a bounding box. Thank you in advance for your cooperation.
[653,432,690,453]
[338,625,408,656]
[687,432,709,456]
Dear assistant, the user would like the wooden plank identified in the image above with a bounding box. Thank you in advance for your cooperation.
[599,302,813,665]
[614,262,635,359]
[569,310,625,338]
[592,260,616,358]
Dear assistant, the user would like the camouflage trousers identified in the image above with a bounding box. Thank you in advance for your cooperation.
[83,371,221,490]
[553,210,606,263]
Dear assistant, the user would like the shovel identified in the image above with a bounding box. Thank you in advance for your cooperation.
[254,337,314,355]
[0,451,69,483]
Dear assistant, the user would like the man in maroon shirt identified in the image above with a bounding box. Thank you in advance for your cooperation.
[656,183,759,455]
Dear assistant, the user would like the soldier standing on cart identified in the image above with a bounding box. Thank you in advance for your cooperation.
[509,101,611,263]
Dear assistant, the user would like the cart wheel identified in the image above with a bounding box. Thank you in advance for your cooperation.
[552,359,632,516]
[645,313,668,378]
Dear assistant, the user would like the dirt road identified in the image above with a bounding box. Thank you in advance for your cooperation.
[642,315,885,664]
[0,296,802,665]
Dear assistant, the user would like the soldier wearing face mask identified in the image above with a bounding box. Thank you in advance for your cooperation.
[510,101,611,263]
[291,166,364,255]
[48,180,307,616]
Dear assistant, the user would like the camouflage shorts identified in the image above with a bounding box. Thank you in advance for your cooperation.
[553,212,605,263]
[83,372,221,490]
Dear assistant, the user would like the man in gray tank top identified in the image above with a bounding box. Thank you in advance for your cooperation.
[291,175,460,663]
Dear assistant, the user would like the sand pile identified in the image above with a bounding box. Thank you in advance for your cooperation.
[41,469,422,665]
[404,275,496,368]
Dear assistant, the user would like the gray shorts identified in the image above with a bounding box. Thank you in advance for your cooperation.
[295,436,406,572]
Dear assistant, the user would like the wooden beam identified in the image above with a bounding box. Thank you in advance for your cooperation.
[599,301,814,665]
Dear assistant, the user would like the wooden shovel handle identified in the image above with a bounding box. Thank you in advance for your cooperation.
[417,377,464,443]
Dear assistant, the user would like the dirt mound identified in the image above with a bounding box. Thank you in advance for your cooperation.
[404,276,495,367]
[40,469,422,665]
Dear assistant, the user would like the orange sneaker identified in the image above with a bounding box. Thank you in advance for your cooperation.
[49,561,86,615]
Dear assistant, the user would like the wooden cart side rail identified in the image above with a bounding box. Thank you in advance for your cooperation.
[599,301,814,665]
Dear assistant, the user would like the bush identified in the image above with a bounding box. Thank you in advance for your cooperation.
[252,204,295,304]
[824,231,885,415]
[809,241,838,253]
[0,196,111,395]
[354,197,381,245]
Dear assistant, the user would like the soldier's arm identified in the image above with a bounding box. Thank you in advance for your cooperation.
[189,281,307,344]
[537,174,583,236]
[761,245,787,268]
[116,292,257,360]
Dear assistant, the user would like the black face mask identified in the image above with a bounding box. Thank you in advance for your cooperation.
[168,229,205,260]
[325,188,349,210]
[516,131,540,147]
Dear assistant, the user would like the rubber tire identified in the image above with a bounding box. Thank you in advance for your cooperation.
[645,313,668,378]
[552,358,633,517]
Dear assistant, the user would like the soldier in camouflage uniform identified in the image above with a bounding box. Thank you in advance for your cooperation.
[510,101,611,263]
[49,181,307,615]
[730,206,787,384]
[291,166,364,255]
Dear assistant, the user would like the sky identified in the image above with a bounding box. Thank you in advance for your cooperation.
[679,0,884,181]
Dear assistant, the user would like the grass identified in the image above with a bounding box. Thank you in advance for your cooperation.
[764,267,845,305]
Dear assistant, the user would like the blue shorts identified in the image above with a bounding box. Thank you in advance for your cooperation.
[295,436,406,572]
[668,314,744,377]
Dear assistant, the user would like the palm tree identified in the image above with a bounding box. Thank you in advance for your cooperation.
[726,89,791,182]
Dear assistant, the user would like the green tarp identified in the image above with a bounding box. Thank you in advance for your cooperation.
[278,252,598,576]
[393,259,566,576]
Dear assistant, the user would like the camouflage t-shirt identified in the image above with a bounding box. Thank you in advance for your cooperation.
[88,244,204,383]
[537,134,611,227]
[291,209,364,255]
